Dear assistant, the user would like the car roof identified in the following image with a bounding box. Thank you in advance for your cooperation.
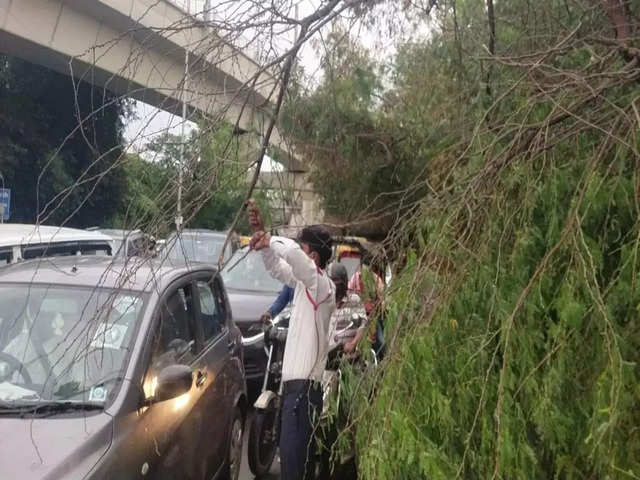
[0,224,113,247]
[0,255,217,293]
[96,229,142,239]
[168,229,228,238]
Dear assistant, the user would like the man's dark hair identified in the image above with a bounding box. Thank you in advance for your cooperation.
[298,225,332,269]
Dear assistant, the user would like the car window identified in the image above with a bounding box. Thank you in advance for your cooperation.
[221,248,282,292]
[339,256,361,281]
[0,248,11,265]
[145,285,197,397]
[213,279,228,323]
[22,243,79,259]
[111,239,124,255]
[197,281,223,342]
[22,242,111,259]
[166,233,231,265]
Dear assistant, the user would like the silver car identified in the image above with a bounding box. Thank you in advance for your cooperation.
[0,256,246,479]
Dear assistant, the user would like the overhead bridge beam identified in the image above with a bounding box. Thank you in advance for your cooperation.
[0,0,303,171]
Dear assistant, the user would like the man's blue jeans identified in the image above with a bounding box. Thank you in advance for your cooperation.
[279,382,323,480]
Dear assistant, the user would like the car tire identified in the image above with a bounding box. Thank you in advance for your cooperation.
[248,399,278,477]
[223,407,243,480]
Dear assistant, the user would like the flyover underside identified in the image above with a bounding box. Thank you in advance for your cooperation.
[0,0,265,129]
[0,29,183,117]
[0,0,304,170]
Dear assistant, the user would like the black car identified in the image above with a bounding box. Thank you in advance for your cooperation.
[0,256,246,480]
[221,247,283,387]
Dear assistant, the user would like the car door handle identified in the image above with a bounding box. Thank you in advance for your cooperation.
[195,370,207,388]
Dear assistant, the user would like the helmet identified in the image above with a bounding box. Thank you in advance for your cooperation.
[328,262,348,286]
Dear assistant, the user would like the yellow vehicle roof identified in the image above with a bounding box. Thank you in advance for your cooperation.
[336,244,361,256]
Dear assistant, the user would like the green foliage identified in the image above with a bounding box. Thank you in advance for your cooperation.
[282,30,430,226]
[0,55,128,227]
[118,125,271,235]
[357,136,640,478]
[302,1,640,478]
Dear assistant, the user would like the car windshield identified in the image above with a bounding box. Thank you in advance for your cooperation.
[0,285,146,405]
[222,248,282,293]
[166,232,229,264]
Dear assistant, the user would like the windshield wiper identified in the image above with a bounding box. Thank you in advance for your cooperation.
[0,401,103,416]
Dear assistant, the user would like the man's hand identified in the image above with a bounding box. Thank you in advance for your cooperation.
[260,311,272,324]
[251,231,271,251]
[343,339,357,353]
[247,198,264,233]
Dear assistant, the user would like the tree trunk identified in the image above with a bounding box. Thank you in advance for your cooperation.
[602,0,631,42]
[486,0,496,97]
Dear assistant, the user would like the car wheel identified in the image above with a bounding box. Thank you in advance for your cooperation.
[225,407,243,480]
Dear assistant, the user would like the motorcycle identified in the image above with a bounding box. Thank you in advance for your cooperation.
[245,309,290,477]
[245,309,375,478]
[318,313,377,479]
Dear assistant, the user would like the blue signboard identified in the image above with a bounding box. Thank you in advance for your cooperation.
[0,188,10,221]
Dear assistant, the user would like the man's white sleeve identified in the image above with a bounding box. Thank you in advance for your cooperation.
[267,236,319,290]
[261,246,297,287]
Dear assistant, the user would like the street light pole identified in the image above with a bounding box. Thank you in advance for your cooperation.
[176,0,191,232]
[204,0,211,23]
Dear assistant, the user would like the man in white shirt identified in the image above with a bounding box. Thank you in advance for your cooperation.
[248,200,335,480]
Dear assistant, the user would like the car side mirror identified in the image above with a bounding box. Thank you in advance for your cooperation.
[148,364,193,404]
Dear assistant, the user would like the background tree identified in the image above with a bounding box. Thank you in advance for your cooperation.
[291,1,640,479]
[0,55,128,227]
[118,125,272,236]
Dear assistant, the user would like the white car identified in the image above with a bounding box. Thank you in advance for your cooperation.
[0,223,112,266]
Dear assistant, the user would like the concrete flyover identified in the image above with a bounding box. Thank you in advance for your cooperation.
[253,170,323,230]
[0,0,304,170]
[0,0,327,225]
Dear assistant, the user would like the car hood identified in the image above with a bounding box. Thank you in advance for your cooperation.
[227,289,278,326]
[0,412,113,479]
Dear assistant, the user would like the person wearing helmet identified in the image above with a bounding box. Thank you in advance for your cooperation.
[328,263,367,353]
